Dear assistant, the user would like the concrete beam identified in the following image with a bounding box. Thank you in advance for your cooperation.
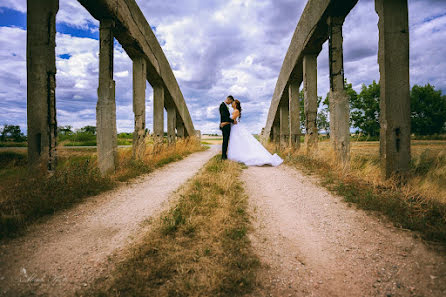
[280,101,290,149]
[289,81,301,149]
[328,16,350,167]
[78,0,195,137]
[153,85,164,149]
[97,19,117,175]
[263,0,358,139]
[376,0,411,179]
[303,54,318,154]
[26,0,59,172]
[132,57,147,160]
[167,106,176,146]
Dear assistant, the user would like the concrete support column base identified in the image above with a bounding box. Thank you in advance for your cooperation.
[280,103,290,150]
[329,90,350,166]
[304,111,318,155]
[290,134,301,149]
[272,124,280,151]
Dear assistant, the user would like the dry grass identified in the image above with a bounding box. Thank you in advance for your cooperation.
[86,156,260,297]
[270,140,446,243]
[0,137,205,239]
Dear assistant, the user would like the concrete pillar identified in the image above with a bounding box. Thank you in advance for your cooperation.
[167,106,176,146]
[96,19,117,175]
[176,113,185,138]
[279,102,290,149]
[132,57,147,159]
[376,0,411,179]
[153,85,165,150]
[195,130,202,141]
[328,16,350,167]
[303,54,318,154]
[26,0,59,172]
[289,81,301,150]
[272,123,280,146]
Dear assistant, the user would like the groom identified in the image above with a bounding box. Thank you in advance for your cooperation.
[219,95,237,160]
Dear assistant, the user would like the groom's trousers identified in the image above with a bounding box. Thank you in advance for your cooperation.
[221,124,231,159]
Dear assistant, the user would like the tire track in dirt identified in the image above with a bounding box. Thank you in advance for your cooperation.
[0,146,218,297]
[243,165,446,297]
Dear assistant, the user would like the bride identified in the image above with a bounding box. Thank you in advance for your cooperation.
[222,99,283,167]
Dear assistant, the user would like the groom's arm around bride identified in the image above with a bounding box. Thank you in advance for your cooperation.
[219,95,235,160]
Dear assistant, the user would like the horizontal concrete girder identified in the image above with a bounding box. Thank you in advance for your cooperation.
[78,0,195,137]
[263,0,358,138]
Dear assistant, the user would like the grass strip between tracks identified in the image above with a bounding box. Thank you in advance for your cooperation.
[87,156,260,296]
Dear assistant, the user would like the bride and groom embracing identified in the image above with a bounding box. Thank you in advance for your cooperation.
[219,95,283,167]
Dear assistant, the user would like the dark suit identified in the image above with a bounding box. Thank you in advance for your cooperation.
[219,102,234,159]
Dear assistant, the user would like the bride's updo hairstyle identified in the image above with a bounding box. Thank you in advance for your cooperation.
[234,99,242,118]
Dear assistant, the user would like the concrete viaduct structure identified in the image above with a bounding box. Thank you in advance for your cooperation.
[262,0,410,179]
[27,0,197,174]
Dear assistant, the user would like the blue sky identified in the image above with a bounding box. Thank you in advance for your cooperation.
[0,0,445,135]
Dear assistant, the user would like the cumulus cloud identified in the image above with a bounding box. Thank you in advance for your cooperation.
[0,0,445,135]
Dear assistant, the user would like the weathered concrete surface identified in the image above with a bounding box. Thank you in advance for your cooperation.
[328,16,350,167]
[272,123,280,146]
[96,19,118,174]
[289,81,301,149]
[376,0,411,179]
[78,0,195,137]
[176,114,185,138]
[195,130,202,141]
[280,100,290,149]
[167,106,176,145]
[26,0,59,172]
[303,54,318,154]
[132,57,147,159]
[153,85,165,150]
[263,0,358,139]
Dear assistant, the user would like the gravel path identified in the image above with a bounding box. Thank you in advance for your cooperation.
[0,146,218,297]
[243,165,446,297]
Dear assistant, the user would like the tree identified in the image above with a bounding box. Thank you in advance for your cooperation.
[411,84,446,135]
[0,124,26,142]
[80,125,96,135]
[317,110,330,134]
[350,80,380,136]
[58,125,73,136]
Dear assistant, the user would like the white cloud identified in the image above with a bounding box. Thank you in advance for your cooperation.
[0,0,445,135]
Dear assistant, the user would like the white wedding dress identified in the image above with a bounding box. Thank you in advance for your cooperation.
[227,116,283,167]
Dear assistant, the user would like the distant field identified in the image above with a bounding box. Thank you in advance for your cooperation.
[285,139,446,204]
[201,135,223,145]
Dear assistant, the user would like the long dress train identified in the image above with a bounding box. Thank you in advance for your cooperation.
[227,118,283,167]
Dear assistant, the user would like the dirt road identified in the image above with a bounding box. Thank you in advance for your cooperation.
[243,165,446,297]
[0,146,218,297]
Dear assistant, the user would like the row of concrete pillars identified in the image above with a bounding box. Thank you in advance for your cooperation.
[269,0,411,179]
[26,1,187,175]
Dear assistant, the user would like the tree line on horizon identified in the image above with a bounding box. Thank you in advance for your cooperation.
[299,81,446,137]
[1,82,446,143]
